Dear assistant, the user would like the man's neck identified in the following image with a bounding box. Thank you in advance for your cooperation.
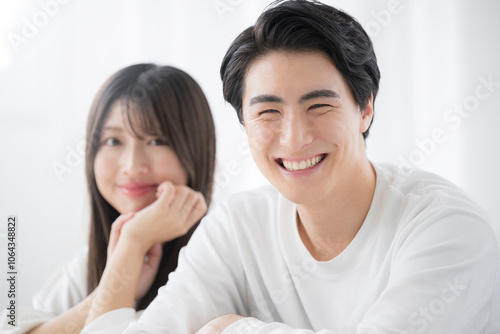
[296,160,376,261]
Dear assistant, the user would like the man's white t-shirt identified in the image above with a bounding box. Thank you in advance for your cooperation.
[124,162,500,333]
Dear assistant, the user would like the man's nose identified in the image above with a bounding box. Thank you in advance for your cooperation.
[279,111,314,152]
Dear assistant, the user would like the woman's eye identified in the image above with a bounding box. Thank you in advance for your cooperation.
[150,138,168,146]
[103,137,121,146]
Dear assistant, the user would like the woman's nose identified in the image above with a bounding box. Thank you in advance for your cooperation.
[121,144,149,177]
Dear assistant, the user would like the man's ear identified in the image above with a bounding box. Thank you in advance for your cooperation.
[360,94,374,134]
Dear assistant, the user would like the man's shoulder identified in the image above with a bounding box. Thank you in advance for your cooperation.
[374,162,495,240]
[373,162,495,232]
[374,162,477,205]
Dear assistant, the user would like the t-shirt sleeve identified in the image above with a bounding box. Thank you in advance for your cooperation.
[120,202,247,334]
[0,247,89,333]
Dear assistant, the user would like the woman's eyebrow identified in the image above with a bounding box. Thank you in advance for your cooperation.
[299,89,339,103]
[102,126,123,131]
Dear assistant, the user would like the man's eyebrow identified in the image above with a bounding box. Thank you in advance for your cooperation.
[299,89,340,103]
[249,94,284,106]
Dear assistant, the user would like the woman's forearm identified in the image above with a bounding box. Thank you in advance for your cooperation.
[85,237,145,326]
[27,290,96,334]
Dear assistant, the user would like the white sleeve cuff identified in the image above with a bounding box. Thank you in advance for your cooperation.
[0,307,54,334]
[81,308,138,334]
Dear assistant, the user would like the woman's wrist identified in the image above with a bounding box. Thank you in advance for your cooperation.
[119,224,154,255]
[86,236,144,325]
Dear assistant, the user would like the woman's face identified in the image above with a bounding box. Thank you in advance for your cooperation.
[94,103,187,214]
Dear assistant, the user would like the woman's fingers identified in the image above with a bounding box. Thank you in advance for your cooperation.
[157,183,206,222]
[156,181,176,205]
[123,183,207,247]
[195,192,208,219]
[108,212,135,257]
[170,186,191,214]
[109,212,131,242]
[184,191,208,222]
[171,188,207,233]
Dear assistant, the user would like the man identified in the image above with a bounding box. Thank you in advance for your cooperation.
[84,1,499,333]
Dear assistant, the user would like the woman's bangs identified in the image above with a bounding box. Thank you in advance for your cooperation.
[121,97,170,142]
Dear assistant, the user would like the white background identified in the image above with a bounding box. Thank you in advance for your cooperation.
[0,0,499,308]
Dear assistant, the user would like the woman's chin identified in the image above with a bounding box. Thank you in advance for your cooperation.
[116,200,153,215]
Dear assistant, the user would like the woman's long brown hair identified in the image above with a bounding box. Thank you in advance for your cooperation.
[84,64,216,310]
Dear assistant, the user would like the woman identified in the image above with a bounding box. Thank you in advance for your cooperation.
[1,63,216,333]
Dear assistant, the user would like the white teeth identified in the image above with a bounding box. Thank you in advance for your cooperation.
[282,155,324,171]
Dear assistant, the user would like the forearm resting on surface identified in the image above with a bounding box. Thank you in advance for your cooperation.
[27,291,95,334]
[85,235,145,326]
[196,314,244,334]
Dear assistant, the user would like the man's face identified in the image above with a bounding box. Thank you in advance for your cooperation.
[242,51,373,205]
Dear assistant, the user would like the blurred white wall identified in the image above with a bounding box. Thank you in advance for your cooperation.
[0,0,499,308]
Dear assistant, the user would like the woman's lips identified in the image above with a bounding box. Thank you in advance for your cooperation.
[118,183,156,198]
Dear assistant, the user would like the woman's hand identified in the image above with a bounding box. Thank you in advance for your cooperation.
[108,213,163,300]
[107,212,135,259]
[121,181,208,253]
[104,181,206,302]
